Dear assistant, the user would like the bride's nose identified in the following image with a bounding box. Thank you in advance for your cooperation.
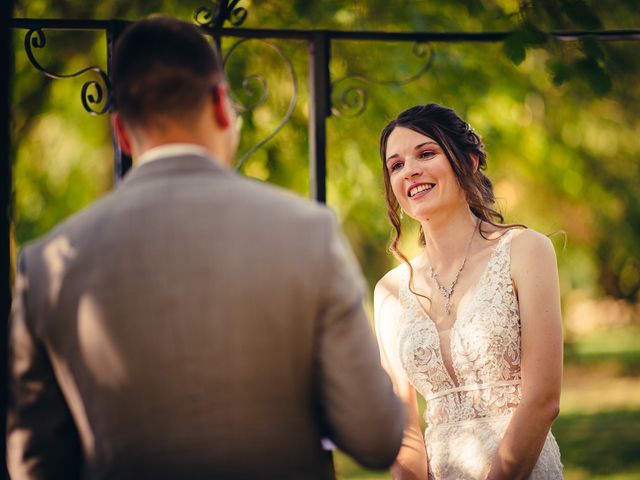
[404,158,422,179]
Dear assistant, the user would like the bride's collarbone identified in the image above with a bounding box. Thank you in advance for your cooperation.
[410,240,499,327]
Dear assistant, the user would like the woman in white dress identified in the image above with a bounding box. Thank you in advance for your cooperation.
[374,104,563,479]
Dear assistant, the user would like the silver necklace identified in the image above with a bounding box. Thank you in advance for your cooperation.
[425,220,478,315]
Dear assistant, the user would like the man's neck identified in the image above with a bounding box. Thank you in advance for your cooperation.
[130,130,228,168]
[135,143,214,167]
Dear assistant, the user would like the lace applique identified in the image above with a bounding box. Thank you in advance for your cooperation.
[396,229,563,479]
[425,417,562,479]
[398,230,521,425]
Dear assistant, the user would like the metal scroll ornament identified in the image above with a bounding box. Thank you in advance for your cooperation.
[194,0,248,28]
[24,29,111,115]
[223,39,298,171]
[331,42,435,118]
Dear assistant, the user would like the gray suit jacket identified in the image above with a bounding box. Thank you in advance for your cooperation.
[8,154,405,480]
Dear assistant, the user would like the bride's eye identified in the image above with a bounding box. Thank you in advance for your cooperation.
[419,150,435,159]
[390,161,404,171]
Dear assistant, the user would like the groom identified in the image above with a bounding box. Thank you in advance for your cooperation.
[7,17,405,479]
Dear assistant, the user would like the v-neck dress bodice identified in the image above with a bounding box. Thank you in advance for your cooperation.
[396,230,563,479]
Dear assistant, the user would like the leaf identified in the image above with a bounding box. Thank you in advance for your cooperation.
[503,31,526,65]
[503,21,549,67]
[574,58,612,95]
[563,0,603,29]
[521,21,549,46]
[580,37,606,62]
[547,60,571,86]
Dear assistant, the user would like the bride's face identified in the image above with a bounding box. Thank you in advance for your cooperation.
[384,126,466,221]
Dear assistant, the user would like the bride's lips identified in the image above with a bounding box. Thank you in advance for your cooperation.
[407,182,436,200]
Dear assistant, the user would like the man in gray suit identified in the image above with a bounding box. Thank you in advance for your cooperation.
[7,17,405,480]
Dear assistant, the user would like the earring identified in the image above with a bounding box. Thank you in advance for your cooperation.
[399,209,404,220]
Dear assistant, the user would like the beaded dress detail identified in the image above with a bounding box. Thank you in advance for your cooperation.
[397,230,563,479]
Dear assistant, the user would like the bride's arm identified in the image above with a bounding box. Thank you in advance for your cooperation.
[389,388,429,480]
[486,229,563,480]
[374,274,429,480]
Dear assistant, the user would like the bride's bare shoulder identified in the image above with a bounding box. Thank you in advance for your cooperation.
[374,256,421,302]
[509,227,555,253]
[375,264,404,299]
[499,228,559,304]
[480,222,548,246]
[374,263,411,330]
[479,222,522,241]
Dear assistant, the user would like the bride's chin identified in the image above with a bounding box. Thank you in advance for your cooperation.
[407,208,434,222]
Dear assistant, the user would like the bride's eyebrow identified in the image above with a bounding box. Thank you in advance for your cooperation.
[415,141,437,150]
[385,153,399,164]
[386,141,438,163]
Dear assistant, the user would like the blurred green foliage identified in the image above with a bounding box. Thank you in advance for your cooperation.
[11,0,640,307]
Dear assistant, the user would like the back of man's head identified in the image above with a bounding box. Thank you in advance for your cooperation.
[112,17,224,129]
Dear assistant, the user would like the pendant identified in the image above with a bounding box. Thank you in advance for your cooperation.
[438,286,453,315]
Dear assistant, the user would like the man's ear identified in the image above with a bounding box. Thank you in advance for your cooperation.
[211,84,233,129]
[111,112,133,156]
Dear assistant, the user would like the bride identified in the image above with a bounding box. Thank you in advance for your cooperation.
[374,104,563,479]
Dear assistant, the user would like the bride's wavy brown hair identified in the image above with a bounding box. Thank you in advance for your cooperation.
[379,104,524,295]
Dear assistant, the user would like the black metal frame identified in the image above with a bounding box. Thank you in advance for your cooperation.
[9,16,640,195]
[3,2,640,473]
[2,0,14,474]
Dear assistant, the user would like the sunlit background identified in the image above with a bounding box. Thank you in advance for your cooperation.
[10,1,640,478]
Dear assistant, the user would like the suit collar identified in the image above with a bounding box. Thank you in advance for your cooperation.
[118,153,230,190]
[136,143,212,167]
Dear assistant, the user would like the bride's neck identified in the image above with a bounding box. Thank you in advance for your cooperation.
[420,208,478,269]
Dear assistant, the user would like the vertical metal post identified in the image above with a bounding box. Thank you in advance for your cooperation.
[1,0,15,474]
[108,20,132,184]
[308,32,331,203]
[212,0,230,51]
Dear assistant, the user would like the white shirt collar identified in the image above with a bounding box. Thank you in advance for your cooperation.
[136,143,213,167]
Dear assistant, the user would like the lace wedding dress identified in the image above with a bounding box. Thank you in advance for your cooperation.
[397,230,563,479]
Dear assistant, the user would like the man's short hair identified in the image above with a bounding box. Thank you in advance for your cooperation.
[112,17,225,127]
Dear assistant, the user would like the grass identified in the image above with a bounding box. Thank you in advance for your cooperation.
[554,410,640,479]
[565,326,640,374]
[335,326,640,479]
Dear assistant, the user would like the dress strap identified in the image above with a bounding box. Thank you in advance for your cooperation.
[487,227,520,283]
[397,262,428,328]
[396,263,413,310]
[499,227,518,244]
[496,227,518,254]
